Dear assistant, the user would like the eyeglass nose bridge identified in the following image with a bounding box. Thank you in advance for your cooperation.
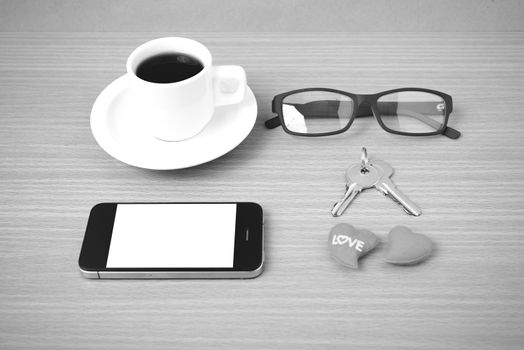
[355,94,375,105]
[353,96,377,119]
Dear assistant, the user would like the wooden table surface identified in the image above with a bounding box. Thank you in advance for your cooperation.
[1,32,523,349]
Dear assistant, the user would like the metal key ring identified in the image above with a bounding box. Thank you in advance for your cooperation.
[360,146,369,173]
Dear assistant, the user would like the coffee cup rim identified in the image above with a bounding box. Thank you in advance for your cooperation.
[126,37,212,86]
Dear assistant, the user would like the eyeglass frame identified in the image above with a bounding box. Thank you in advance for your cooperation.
[265,87,461,139]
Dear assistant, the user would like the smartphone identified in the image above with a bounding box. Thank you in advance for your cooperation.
[79,202,263,279]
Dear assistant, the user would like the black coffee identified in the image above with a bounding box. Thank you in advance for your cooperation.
[136,53,204,83]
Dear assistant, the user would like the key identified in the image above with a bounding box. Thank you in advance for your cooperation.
[331,164,380,217]
[372,160,422,216]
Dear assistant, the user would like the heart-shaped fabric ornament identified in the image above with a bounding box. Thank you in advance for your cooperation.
[328,223,379,269]
[384,226,433,265]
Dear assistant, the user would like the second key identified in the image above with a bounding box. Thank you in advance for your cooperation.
[331,164,380,217]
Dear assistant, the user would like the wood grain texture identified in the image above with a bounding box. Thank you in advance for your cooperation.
[0,32,524,349]
[3,0,524,32]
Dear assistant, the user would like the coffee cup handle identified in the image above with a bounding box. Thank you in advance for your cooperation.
[213,65,246,107]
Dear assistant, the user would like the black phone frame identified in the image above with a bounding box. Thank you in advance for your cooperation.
[78,202,263,273]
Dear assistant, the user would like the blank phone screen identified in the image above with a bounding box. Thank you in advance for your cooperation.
[106,204,237,268]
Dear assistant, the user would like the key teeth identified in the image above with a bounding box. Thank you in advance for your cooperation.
[378,187,389,196]
[377,184,422,216]
[331,203,341,217]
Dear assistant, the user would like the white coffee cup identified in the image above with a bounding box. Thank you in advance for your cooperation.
[126,37,246,141]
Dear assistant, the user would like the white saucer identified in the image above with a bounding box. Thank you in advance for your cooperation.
[90,75,257,170]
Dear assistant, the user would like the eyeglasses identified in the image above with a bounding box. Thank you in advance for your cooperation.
[265,88,461,139]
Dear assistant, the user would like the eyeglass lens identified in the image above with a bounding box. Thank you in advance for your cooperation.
[376,91,446,134]
[282,91,354,134]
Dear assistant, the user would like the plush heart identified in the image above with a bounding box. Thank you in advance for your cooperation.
[328,223,379,269]
[384,226,433,265]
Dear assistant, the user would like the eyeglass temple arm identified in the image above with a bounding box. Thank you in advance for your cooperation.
[265,101,461,139]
